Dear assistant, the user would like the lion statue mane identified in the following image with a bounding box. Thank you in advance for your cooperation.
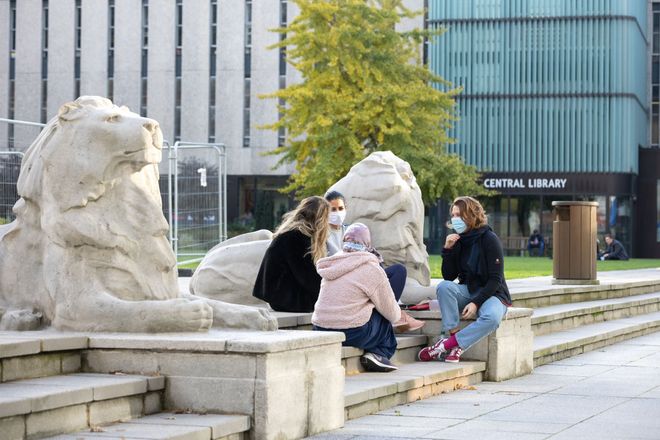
[0,96,277,332]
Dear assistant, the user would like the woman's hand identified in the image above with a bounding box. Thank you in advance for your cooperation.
[444,233,460,249]
[461,302,477,319]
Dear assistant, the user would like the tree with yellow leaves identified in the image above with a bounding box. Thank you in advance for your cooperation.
[262,0,485,204]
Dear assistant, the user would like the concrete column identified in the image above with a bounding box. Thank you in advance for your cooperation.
[47,0,75,117]
[0,1,9,146]
[217,0,245,174]
[250,0,280,174]
[147,0,176,142]
[181,0,210,143]
[113,0,142,111]
[80,0,108,97]
[14,0,42,150]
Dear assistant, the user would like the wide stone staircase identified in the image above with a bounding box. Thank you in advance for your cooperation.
[2,270,660,439]
[0,334,251,440]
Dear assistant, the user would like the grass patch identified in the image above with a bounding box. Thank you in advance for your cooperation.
[429,255,660,280]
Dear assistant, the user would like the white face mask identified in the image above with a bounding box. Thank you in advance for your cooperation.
[329,210,346,226]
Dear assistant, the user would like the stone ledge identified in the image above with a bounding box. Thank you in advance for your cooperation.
[532,292,660,325]
[87,329,344,354]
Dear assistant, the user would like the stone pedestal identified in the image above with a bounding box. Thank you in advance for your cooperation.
[82,330,345,439]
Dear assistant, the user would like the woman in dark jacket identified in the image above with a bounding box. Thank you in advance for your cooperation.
[252,196,330,312]
[418,196,511,363]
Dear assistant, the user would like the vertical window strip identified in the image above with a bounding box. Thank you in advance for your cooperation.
[209,0,217,143]
[174,0,183,142]
[8,0,16,149]
[41,0,48,123]
[277,0,286,147]
[140,0,148,116]
[243,0,252,147]
[74,0,82,98]
[107,0,115,101]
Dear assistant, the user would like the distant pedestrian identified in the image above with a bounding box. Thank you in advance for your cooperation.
[527,229,545,257]
[418,196,511,364]
[598,233,629,261]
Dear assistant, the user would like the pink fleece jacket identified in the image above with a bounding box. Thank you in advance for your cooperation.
[311,251,402,329]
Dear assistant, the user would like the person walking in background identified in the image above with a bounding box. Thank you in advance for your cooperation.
[418,196,511,363]
[527,229,545,257]
[599,233,629,261]
[324,190,408,305]
[313,223,422,372]
[252,196,330,312]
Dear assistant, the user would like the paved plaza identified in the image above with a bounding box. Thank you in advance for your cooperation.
[309,302,660,440]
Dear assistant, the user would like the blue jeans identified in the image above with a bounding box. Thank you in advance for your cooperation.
[436,280,507,350]
[384,263,406,301]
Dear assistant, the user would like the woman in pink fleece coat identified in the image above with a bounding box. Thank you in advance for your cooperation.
[312,223,412,372]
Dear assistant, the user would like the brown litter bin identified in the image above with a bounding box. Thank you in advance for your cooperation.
[551,201,599,285]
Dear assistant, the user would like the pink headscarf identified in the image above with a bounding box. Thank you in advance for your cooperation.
[342,223,372,253]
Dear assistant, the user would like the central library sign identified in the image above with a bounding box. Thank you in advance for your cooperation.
[480,173,634,196]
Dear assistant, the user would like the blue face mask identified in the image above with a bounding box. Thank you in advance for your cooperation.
[451,217,468,234]
[343,241,368,253]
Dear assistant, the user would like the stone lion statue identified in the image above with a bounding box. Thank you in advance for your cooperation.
[0,96,277,332]
[329,151,431,287]
[190,229,272,305]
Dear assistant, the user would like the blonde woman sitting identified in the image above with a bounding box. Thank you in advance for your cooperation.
[252,196,330,312]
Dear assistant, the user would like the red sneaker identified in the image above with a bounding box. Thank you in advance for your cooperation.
[445,346,463,363]
[417,338,448,362]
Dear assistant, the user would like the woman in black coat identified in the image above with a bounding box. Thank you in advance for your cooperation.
[252,196,330,312]
[418,196,511,363]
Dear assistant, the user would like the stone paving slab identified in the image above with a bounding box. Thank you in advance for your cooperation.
[45,412,250,440]
[308,331,660,440]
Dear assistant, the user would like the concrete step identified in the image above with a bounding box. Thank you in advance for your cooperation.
[533,310,660,367]
[0,332,89,382]
[342,334,429,375]
[43,412,250,440]
[344,360,485,420]
[0,373,164,439]
[511,278,660,308]
[532,291,660,336]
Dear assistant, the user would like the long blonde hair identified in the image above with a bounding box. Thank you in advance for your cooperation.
[275,196,330,263]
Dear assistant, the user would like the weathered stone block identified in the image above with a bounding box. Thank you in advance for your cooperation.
[307,365,345,436]
[0,415,25,440]
[158,352,256,379]
[253,374,308,440]
[61,353,81,374]
[2,353,61,382]
[165,376,255,414]
[26,403,88,438]
[83,349,160,375]
[144,391,162,415]
[89,395,144,426]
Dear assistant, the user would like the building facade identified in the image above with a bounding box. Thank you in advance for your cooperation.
[427,0,656,257]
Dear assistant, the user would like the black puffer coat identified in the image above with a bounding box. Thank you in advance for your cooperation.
[252,229,322,312]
